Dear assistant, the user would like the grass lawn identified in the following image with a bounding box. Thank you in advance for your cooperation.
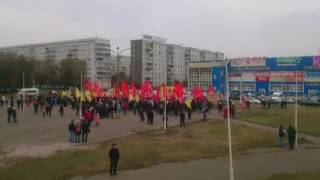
[237,105,320,136]
[0,121,276,180]
[265,170,320,180]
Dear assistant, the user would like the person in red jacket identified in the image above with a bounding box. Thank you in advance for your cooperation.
[223,105,228,120]
[123,102,129,116]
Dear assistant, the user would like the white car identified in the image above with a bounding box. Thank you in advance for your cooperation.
[17,88,39,97]
[248,97,261,104]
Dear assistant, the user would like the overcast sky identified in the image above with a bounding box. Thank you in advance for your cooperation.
[0,0,320,57]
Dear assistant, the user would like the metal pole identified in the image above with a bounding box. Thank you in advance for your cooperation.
[225,59,234,180]
[22,71,25,112]
[164,82,167,131]
[117,47,120,85]
[295,70,298,148]
[80,69,83,119]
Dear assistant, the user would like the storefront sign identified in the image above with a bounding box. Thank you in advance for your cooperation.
[270,71,304,82]
[277,57,301,66]
[305,71,320,82]
[230,57,266,67]
[241,72,255,82]
[255,72,269,82]
[313,56,320,68]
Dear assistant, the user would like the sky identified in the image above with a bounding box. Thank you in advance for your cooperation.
[0,0,320,57]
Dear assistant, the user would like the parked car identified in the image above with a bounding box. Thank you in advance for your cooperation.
[300,96,320,106]
[248,96,261,104]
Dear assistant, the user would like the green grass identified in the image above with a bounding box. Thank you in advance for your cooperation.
[265,170,320,180]
[238,105,320,136]
[0,121,276,180]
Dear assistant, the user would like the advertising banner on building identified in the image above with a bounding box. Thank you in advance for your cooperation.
[305,71,320,82]
[277,57,301,66]
[241,72,256,82]
[255,72,270,82]
[228,72,241,82]
[313,56,320,68]
[230,57,266,67]
[270,71,304,82]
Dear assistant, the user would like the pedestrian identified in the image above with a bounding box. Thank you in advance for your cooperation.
[81,120,90,143]
[287,125,296,150]
[180,109,186,128]
[59,104,64,117]
[187,108,192,120]
[278,125,286,147]
[11,106,17,123]
[7,105,12,123]
[96,113,101,127]
[68,120,76,142]
[75,122,81,143]
[223,105,228,120]
[109,143,120,176]
[230,103,235,118]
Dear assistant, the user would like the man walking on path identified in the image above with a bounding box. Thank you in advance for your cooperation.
[180,109,186,128]
[287,125,296,150]
[109,143,120,176]
[68,120,76,142]
[7,105,12,123]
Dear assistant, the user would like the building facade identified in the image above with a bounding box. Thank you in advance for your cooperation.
[0,38,111,88]
[188,56,320,96]
[131,35,224,86]
[109,55,131,77]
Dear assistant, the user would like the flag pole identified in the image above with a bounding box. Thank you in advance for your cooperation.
[225,58,234,180]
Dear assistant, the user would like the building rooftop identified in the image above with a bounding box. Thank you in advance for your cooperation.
[0,37,110,50]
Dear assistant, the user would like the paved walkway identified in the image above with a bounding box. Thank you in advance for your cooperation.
[73,147,320,180]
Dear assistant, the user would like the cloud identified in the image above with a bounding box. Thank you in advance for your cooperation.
[0,0,319,56]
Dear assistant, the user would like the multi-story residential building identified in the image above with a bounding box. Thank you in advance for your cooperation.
[109,55,131,77]
[0,37,111,88]
[130,35,224,86]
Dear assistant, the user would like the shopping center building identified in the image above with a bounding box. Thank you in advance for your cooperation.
[189,56,320,96]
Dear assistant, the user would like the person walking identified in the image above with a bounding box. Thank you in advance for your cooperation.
[68,120,76,143]
[11,106,17,123]
[59,104,64,117]
[287,125,296,150]
[7,105,12,123]
[278,125,286,147]
[180,109,186,128]
[95,113,101,127]
[109,143,120,176]
[81,120,90,143]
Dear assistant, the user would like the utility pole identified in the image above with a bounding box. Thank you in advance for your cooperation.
[295,69,298,148]
[116,46,120,85]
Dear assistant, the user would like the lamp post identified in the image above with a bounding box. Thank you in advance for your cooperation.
[225,58,234,180]
[295,62,298,148]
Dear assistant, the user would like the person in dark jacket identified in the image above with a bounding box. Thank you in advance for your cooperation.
[287,125,296,150]
[278,125,286,147]
[109,143,120,176]
[7,105,12,123]
[11,107,17,123]
[180,109,186,128]
[68,120,76,142]
[81,120,90,143]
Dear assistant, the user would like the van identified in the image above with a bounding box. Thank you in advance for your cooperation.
[17,88,39,97]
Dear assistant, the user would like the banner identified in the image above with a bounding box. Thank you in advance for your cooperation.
[313,56,320,68]
[230,57,265,67]
[304,71,320,82]
[270,71,304,82]
[277,57,301,66]
[255,72,269,82]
